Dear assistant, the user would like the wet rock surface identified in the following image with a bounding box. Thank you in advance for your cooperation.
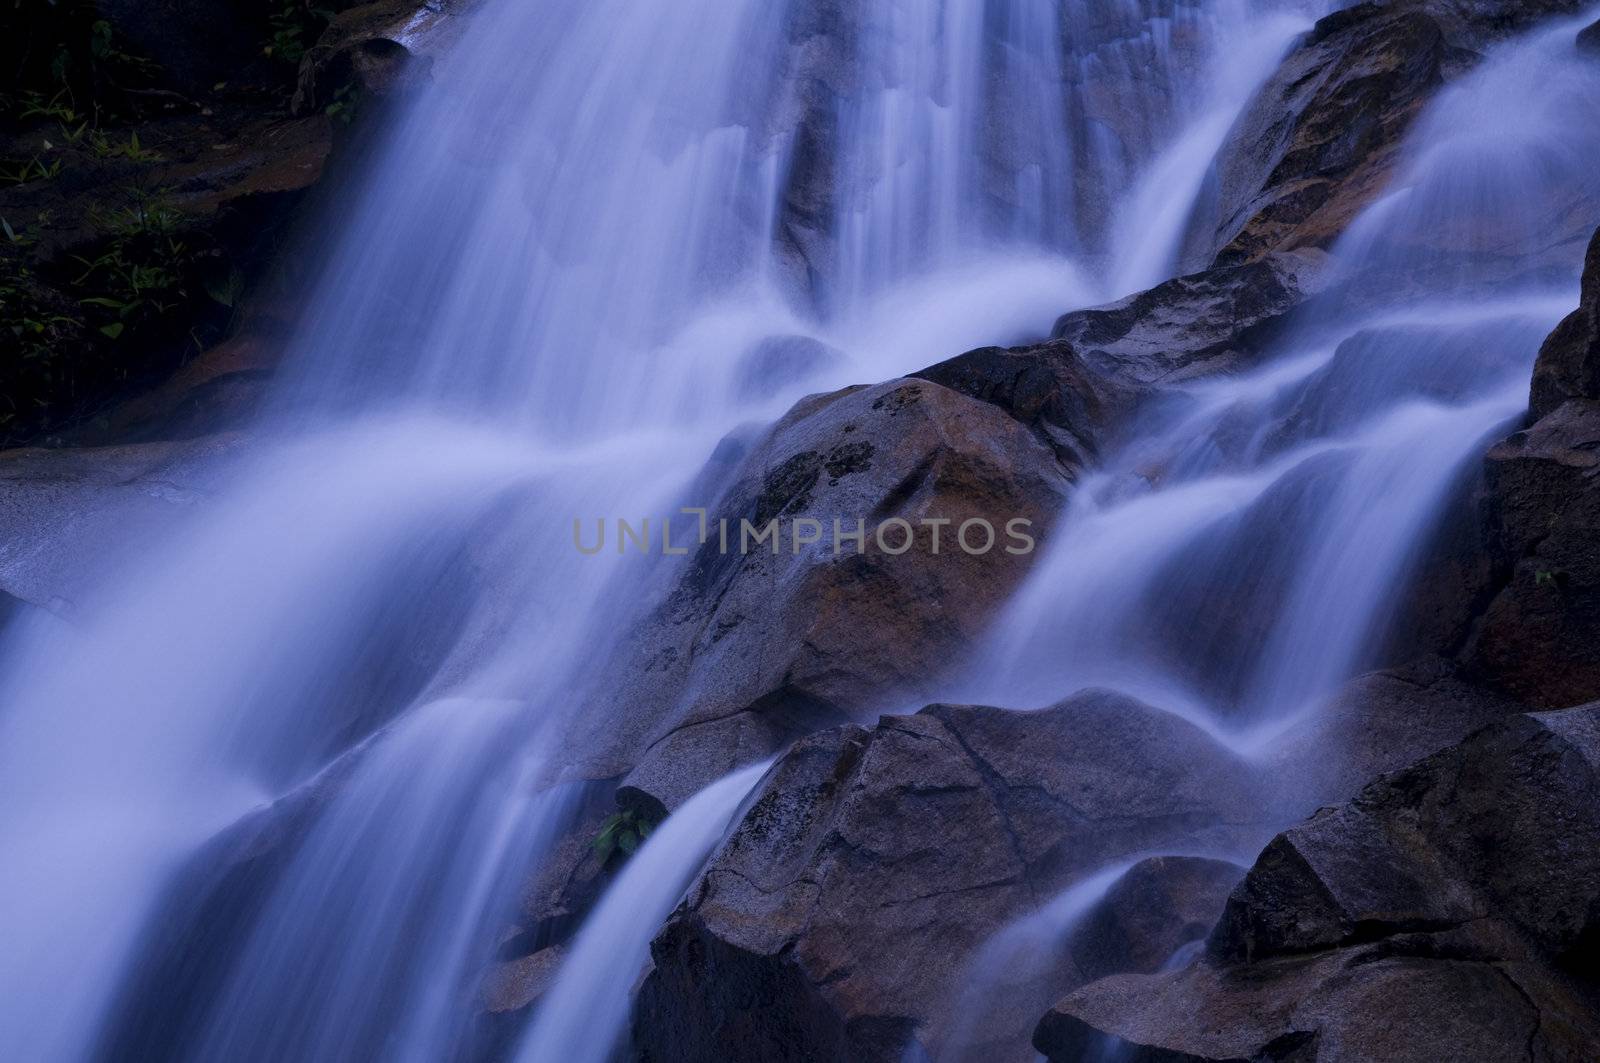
[1269,656,1523,811]
[912,249,1327,472]
[1465,398,1600,708]
[631,693,1275,1063]
[1207,0,1585,269]
[1036,705,1600,1063]
[1459,226,1600,708]
[1529,227,1600,420]
[568,377,1072,794]
[1068,855,1244,985]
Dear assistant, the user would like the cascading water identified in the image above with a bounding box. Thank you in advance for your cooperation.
[515,762,768,1063]
[968,14,1600,765]
[1,0,1269,1057]
[3,0,1594,1060]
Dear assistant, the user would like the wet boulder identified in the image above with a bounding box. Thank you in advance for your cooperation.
[1035,704,1600,1062]
[631,693,1276,1063]
[0,437,238,614]
[912,250,1327,471]
[292,0,462,116]
[1206,0,1585,269]
[1450,228,1600,708]
[1464,399,1600,707]
[1207,3,1453,266]
[1529,226,1600,420]
[1267,656,1522,812]
[569,377,1072,798]
[1067,855,1244,985]
[1048,249,1328,389]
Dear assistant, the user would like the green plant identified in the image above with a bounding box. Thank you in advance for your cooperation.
[0,155,63,185]
[1535,568,1559,588]
[1,9,159,127]
[265,2,336,66]
[325,80,360,126]
[86,128,161,163]
[592,808,660,869]
[71,195,195,338]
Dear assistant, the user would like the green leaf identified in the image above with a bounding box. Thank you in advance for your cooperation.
[99,323,125,339]
[618,831,640,856]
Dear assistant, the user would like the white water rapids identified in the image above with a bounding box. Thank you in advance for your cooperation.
[1,2,1598,1061]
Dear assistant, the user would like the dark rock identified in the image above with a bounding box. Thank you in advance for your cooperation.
[1036,705,1600,1062]
[1530,227,1600,419]
[1464,398,1600,707]
[632,693,1276,1062]
[564,377,1072,794]
[1268,656,1522,812]
[1580,17,1600,55]
[292,0,460,115]
[1208,4,1452,266]
[913,251,1326,471]
[1051,250,1329,389]
[1068,856,1244,984]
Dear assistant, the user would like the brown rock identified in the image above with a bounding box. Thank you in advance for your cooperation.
[1036,705,1600,1062]
[631,693,1275,1063]
[1209,4,1452,266]
[913,250,1327,471]
[1207,0,1585,268]
[565,377,1072,795]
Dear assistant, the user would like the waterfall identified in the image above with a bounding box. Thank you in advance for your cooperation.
[515,762,768,1063]
[967,13,1600,765]
[934,861,1133,1063]
[4,0,1593,1059]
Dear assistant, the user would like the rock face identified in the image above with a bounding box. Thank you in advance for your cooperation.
[1067,856,1244,985]
[1208,3,1453,266]
[631,693,1275,1062]
[1465,400,1600,707]
[1529,227,1600,420]
[1036,705,1600,1062]
[1459,227,1600,708]
[571,377,1072,800]
[0,437,237,614]
[911,250,1327,471]
[1206,0,1584,268]
[1265,656,1522,813]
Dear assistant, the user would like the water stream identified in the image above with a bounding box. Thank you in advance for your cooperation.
[2,1,1597,1060]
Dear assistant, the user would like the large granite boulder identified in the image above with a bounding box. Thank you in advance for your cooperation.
[570,376,1073,803]
[631,692,1277,1062]
[1036,705,1600,1062]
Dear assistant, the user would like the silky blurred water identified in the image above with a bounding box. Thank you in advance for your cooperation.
[3,2,1595,1060]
